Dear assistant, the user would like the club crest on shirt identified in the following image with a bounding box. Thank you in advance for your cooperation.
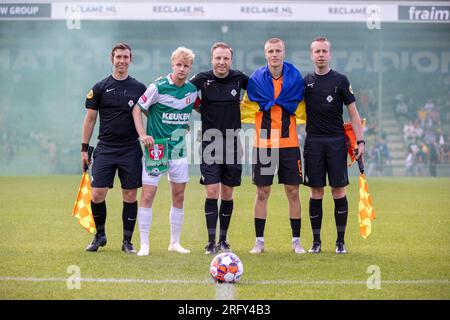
[326,95,334,103]
[231,89,237,96]
[148,144,165,161]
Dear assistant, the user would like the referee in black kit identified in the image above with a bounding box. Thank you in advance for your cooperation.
[303,37,365,254]
[190,42,249,254]
[81,42,147,253]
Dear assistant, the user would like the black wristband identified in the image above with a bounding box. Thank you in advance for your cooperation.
[81,143,89,152]
[357,140,366,145]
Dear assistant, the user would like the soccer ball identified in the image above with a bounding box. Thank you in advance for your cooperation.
[210,252,243,283]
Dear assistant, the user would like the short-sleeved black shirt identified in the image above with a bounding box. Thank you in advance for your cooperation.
[304,69,355,136]
[190,70,248,134]
[85,75,146,144]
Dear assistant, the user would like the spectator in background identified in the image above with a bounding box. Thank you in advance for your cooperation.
[423,98,435,112]
[429,142,439,177]
[405,144,415,176]
[403,120,415,143]
[412,121,423,140]
[415,143,428,176]
[394,94,408,123]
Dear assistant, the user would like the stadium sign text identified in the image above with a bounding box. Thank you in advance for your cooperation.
[399,6,450,22]
[0,3,50,18]
[240,6,293,15]
[152,5,205,14]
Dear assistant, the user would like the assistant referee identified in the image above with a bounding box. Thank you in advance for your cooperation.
[81,43,147,253]
[303,37,365,254]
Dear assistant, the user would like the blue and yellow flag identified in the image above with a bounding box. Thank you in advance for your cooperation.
[241,91,306,124]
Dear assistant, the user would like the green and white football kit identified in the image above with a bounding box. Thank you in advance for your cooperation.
[137,75,197,186]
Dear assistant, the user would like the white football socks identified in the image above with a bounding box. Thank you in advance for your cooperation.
[137,207,152,256]
[169,206,184,244]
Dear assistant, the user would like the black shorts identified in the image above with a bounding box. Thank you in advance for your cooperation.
[200,138,242,187]
[91,141,143,189]
[252,147,303,186]
[303,134,349,188]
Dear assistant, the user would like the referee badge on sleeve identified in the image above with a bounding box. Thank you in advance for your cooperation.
[349,84,354,95]
[86,90,94,99]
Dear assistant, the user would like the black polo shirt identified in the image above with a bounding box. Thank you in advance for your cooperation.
[190,70,248,134]
[304,69,355,136]
[85,75,146,144]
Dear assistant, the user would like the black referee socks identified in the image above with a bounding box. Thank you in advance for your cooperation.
[122,201,137,242]
[309,198,323,243]
[205,198,219,243]
[219,200,233,241]
[91,200,107,236]
[334,196,348,243]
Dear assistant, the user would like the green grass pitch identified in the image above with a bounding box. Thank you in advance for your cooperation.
[0,176,449,299]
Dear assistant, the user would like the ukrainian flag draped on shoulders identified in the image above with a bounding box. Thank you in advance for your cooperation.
[241,61,306,124]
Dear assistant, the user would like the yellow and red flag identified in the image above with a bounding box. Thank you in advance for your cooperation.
[358,173,375,239]
[72,172,96,234]
[344,119,375,238]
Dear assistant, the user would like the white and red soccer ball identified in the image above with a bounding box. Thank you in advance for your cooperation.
[210,252,244,283]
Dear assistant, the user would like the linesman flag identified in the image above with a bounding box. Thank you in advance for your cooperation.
[344,120,375,239]
[72,146,96,234]
[358,171,376,239]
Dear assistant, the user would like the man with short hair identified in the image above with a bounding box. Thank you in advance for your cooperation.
[132,47,198,256]
[190,42,249,254]
[303,37,365,254]
[243,38,306,254]
[82,42,147,253]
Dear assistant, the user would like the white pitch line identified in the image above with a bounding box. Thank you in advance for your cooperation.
[0,276,449,286]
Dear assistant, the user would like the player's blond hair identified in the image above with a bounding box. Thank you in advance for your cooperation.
[171,47,195,65]
[264,38,285,51]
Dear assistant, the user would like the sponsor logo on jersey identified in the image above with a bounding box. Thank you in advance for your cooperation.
[86,89,93,99]
[106,88,115,92]
[307,83,314,88]
[161,112,191,125]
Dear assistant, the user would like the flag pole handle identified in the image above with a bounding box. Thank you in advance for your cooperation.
[355,148,364,174]
[83,146,94,172]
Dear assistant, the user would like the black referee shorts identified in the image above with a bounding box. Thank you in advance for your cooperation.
[91,141,143,189]
[252,147,303,186]
[303,134,349,188]
[199,138,242,187]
